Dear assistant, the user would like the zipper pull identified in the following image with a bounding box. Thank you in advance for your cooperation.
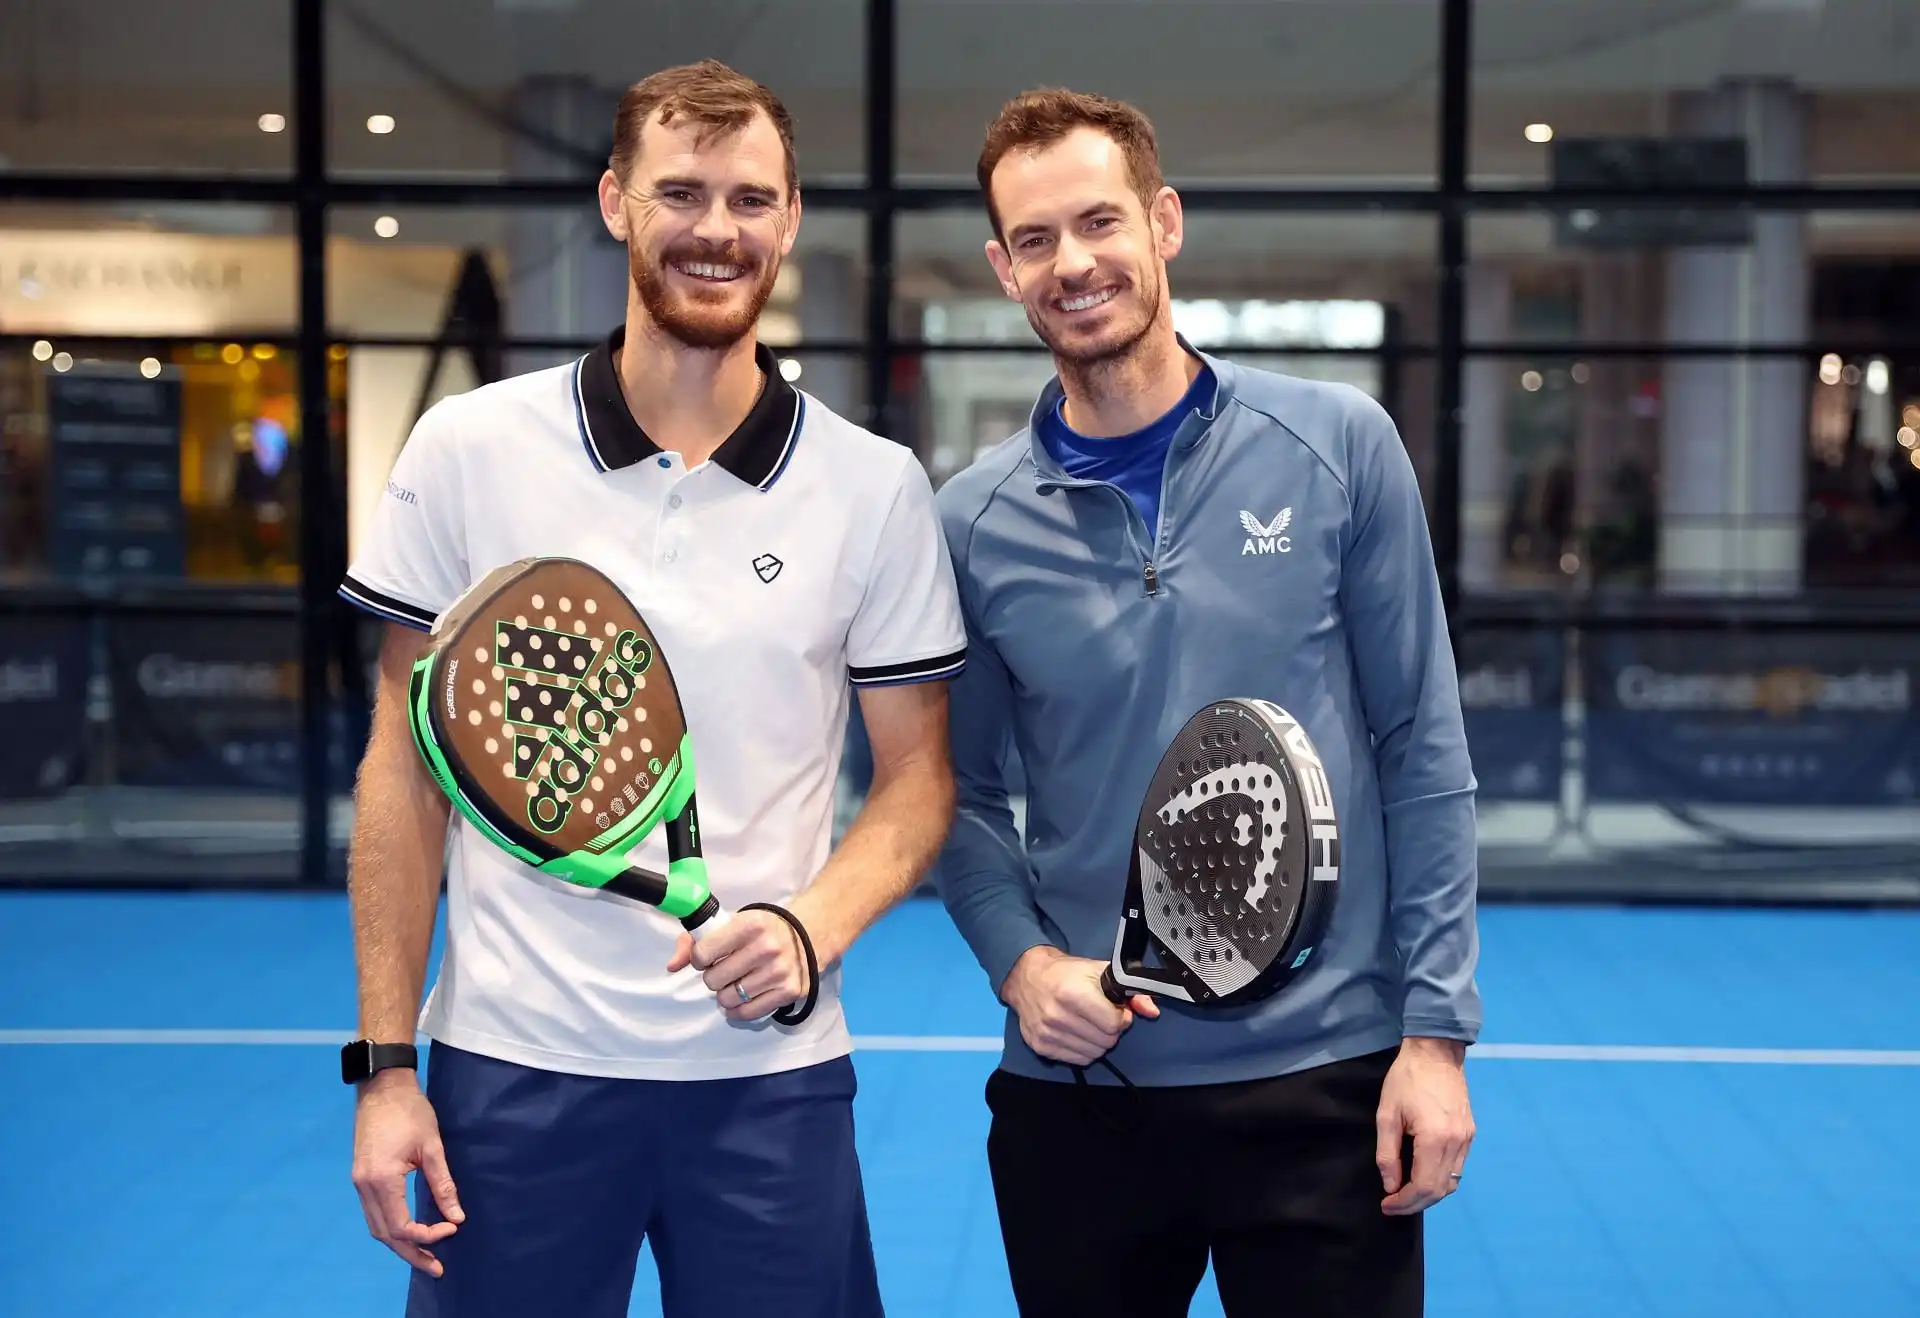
[1143,560,1159,596]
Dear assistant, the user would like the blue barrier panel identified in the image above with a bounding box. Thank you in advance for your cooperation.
[109,614,355,794]
[1458,626,1565,802]
[1583,629,1920,806]
[0,617,90,799]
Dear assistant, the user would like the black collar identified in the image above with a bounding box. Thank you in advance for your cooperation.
[573,325,803,490]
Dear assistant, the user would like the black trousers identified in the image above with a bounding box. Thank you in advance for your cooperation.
[984,1047,1422,1318]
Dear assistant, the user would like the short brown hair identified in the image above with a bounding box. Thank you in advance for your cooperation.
[976,88,1165,240]
[609,60,798,197]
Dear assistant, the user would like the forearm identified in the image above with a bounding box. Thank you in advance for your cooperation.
[788,750,954,967]
[1383,782,1482,1042]
[935,816,1053,1002]
[1339,397,1483,1044]
[348,726,450,1043]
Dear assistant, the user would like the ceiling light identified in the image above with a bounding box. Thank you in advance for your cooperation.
[52,352,73,373]
[374,215,400,238]
[366,114,395,135]
[779,358,803,382]
[1525,123,1554,144]
[31,339,52,362]
[140,358,162,379]
[258,113,286,134]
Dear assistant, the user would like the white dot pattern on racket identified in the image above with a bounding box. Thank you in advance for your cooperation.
[1137,709,1306,1000]
[1157,762,1285,912]
[559,598,571,612]
[530,595,543,610]
[585,599,598,614]
[471,679,486,696]
[485,738,499,755]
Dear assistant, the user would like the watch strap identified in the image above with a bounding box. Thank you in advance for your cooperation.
[340,1039,419,1084]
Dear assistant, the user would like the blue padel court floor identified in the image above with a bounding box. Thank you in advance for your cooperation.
[3,892,1918,1317]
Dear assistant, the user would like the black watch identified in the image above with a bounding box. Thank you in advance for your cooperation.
[340,1039,419,1085]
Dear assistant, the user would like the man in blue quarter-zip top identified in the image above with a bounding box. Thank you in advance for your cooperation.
[933,87,1481,1318]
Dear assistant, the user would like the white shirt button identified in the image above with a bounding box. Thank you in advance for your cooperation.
[662,549,677,564]
[669,495,683,509]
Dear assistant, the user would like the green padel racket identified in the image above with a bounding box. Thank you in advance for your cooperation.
[404,556,731,942]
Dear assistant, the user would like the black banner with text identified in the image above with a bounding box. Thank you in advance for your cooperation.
[110,615,354,793]
[0,618,90,799]
[1457,627,1565,802]
[1583,631,1920,806]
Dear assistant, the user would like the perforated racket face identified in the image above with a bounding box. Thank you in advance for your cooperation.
[1129,699,1340,1005]
[420,558,688,857]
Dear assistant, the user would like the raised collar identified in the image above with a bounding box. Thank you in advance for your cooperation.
[572,325,803,490]
[1024,334,1231,484]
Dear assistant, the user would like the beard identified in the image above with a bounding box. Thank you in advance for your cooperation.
[1024,264,1163,371]
[631,238,780,351]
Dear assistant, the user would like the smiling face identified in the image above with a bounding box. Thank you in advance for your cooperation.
[598,106,799,351]
[984,126,1183,367]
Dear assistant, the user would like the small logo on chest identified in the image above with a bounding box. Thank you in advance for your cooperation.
[752,553,784,583]
[1239,508,1293,556]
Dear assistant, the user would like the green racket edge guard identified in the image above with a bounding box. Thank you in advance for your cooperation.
[555,734,710,921]
[407,657,544,868]
[406,656,710,920]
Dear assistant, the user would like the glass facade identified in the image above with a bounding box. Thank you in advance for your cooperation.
[2,0,1917,898]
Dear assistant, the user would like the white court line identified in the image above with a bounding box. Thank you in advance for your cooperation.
[0,1030,1917,1065]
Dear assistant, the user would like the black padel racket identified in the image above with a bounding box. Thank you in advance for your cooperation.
[404,556,730,940]
[1099,698,1341,1009]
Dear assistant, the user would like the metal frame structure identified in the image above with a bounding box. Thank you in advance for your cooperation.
[3,0,1918,890]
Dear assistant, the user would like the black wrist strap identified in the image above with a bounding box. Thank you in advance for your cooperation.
[740,902,819,1027]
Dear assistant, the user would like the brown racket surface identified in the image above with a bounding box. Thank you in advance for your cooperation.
[424,558,688,851]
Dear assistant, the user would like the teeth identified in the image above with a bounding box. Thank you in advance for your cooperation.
[678,262,744,280]
[1058,287,1118,312]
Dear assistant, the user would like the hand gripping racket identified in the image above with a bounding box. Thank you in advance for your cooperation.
[403,556,817,1024]
[1098,698,1341,1011]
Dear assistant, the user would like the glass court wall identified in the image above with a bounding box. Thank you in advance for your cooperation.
[2,0,1917,899]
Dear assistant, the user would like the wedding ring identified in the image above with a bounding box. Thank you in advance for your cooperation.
[735,983,751,1004]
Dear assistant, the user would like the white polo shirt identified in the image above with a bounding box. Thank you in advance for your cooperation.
[339,327,967,1082]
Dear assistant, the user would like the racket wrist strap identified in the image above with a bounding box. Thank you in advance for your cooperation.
[740,902,819,1027]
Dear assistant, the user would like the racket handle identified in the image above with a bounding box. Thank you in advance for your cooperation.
[682,894,733,941]
[1098,965,1131,1006]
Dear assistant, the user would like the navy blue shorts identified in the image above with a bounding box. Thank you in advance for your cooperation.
[402,1041,884,1318]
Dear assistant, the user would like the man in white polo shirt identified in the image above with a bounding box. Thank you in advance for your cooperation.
[335,60,963,1318]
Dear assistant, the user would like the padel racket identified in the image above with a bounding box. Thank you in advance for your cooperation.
[404,556,729,940]
[1099,698,1341,1009]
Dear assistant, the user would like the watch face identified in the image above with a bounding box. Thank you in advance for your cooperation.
[341,1042,371,1084]
[342,1041,417,1083]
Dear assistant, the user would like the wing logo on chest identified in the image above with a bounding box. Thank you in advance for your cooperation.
[1239,508,1293,556]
